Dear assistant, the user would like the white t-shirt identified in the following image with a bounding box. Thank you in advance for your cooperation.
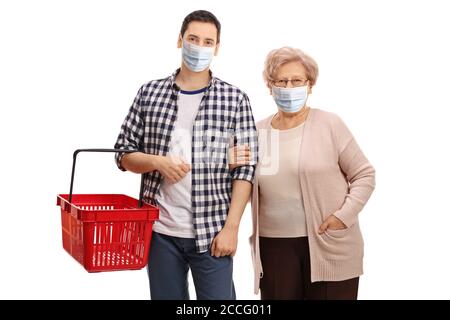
[153,88,206,238]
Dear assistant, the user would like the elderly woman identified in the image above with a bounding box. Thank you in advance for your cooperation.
[234,47,375,300]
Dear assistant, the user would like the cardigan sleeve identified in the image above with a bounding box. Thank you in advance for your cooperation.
[332,115,376,228]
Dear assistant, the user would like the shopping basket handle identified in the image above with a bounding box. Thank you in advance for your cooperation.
[69,149,145,207]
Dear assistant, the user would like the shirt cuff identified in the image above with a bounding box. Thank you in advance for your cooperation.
[231,165,255,183]
[115,148,138,171]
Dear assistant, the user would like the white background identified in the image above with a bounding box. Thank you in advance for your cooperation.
[1,0,449,300]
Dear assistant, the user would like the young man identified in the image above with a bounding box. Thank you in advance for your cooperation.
[114,10,258,300]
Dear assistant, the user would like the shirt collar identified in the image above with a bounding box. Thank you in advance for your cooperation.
[169,68,217,93]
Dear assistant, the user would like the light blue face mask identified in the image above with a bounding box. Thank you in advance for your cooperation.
[272,85,308,113]
[182,40,215,72]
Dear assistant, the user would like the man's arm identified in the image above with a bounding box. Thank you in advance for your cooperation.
[121,152,190,184]
[211,180,252,257]
[211,93,258,257]
[114,86,190,183]
[228,93,258,181]
[121,152,158,173]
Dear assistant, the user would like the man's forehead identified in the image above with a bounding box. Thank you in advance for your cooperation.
[184,22,217,38]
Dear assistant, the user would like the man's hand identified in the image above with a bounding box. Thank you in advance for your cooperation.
[153,155,190,184]
[318,214,347,234]
[210,225,238,257]
[228,145,251,171]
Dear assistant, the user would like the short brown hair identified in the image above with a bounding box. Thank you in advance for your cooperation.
[180,10,221,43]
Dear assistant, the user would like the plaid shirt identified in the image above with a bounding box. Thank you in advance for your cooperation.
[114,69,258,252]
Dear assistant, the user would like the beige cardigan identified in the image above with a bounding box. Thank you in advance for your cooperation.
[250,108,376,294]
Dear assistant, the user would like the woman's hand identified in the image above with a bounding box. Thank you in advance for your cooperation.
[228,145,251,170]
[318,214,347,234]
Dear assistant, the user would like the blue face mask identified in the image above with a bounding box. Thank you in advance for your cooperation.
[272,85,308,113]
[182,40,215,72]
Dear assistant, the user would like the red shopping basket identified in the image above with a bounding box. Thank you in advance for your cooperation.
[57,149,159,272]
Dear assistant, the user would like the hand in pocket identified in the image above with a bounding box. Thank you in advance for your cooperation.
[318,214,347,234]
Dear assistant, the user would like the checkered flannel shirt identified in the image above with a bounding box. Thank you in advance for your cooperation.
[114,69,258,252]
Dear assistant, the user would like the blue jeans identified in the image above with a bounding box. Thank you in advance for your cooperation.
[147,232,236,300]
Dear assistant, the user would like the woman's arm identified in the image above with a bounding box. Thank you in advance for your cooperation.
[332,115,376,228]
